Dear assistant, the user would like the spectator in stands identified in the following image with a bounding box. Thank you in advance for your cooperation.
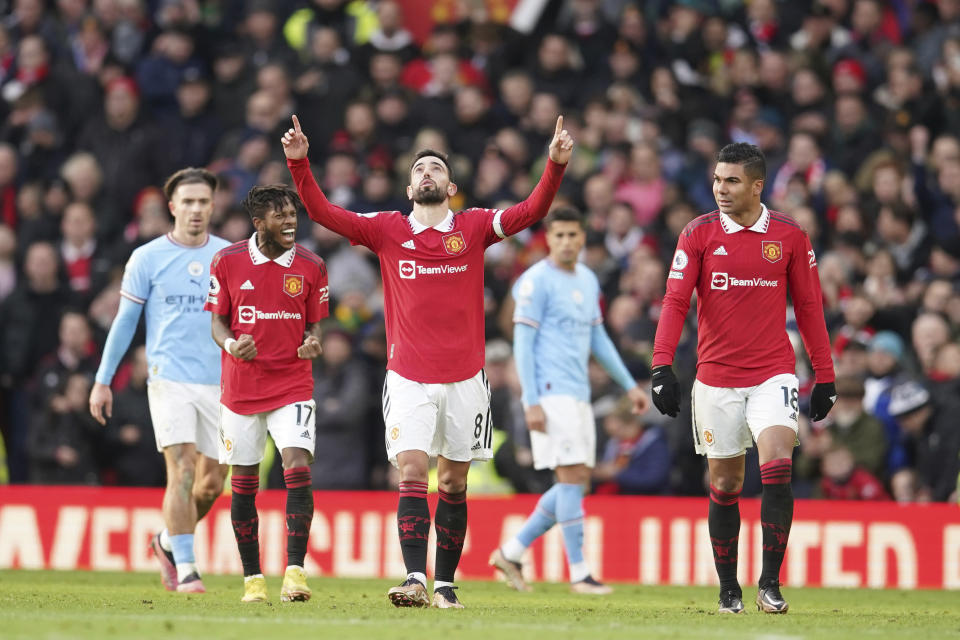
[76,77,166,236]
[28,371,101,484]
[104,345,164,487]
[59,201,111,304]
[2,241,70,386]
[888,380,960,501]
[135,29,202,116]
[210,42,255,132]
[31,309,98,416]
[592,395,670,495]
[819,444,890,500]
[912,311,951,376]
[310,328,372,489]
[163,71,221,170]
[796,375,888,486]
[241,0,298,70]
[0,223,16,302]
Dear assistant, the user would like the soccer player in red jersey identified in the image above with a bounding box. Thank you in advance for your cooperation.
[283,113,573,609]
[204,185,330,604]
[651,143,836,614]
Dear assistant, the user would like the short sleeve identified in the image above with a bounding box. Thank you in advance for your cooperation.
[119,248,150,304]
[203,252,232,316]
[512,270,548,328]
[307,263,330,323]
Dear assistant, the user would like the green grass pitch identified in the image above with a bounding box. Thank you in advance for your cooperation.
[1,570,958,640]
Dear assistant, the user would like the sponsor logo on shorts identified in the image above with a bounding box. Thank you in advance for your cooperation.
[762,240,782,263]
[390,426,400,440]
[710,272,778,290]
[224,439,233,452]
[703,429,714,446]
[789,412,797,421]
[471,442,482,451]
[300,430,310,439]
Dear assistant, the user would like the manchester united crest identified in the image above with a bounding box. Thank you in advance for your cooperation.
[283,273,304,297]
[761,240,782,263]
[703,429,714,445]
[442,231,466,255]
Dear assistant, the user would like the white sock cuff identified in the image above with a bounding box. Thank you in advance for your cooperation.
[158,529,172,552]
[408,571,427,586]
[501,539,526,562]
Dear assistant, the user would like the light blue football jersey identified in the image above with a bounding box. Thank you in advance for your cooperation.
[120,233,230,384]
[512,259,603,403]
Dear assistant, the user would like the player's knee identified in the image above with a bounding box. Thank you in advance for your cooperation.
[397,461,428,484]
[193,473,224,504]
[711,475,743,493]
[193,483,221,506]
[436,470,467,494]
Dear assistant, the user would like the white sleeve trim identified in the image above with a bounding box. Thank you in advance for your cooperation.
[119,290,146,305]
[492,210,507,239]
[513,316,540,329]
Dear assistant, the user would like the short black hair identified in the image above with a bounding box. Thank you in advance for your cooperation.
[410,148,453,182]
[241,184,301,221]
[545,206,585,229]
[717,142,766,182]
[163,167,217,200]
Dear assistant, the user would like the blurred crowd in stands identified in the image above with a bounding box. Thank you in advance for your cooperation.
[0,0,958,502]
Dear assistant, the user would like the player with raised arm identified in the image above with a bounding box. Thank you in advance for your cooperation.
[283,113,573,609]
[204,185,329,604]
[651,143,836,614]
[490,206,649,595]
[89,168,229,594]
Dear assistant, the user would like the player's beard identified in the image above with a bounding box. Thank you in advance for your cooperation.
[258,228,289,255]
[412,184,446,205]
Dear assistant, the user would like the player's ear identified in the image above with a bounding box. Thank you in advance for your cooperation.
[447,182,457,197]
[753,179,764,196]
[406,184,414,201]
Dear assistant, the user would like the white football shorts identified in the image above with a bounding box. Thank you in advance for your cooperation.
[218,399,316,466]
[382,369,493,466]
[691,373,800,458]
[147,378,221,458]
[529,394,596,471]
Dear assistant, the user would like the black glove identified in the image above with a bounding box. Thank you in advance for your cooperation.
[809,382,837,421]
[651,365,680,417]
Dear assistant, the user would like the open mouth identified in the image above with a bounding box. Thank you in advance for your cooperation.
[281,229,296,239]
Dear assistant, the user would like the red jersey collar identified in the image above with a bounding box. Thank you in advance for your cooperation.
[407,209,454,235]
[719,203,770,234]
[248,233,296,267]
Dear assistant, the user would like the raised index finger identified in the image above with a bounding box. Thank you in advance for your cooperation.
[292,114,302,134]
[555,115,563,136]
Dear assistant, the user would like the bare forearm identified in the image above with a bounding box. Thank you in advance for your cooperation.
[211,313,234,350]
[304,321,322,342]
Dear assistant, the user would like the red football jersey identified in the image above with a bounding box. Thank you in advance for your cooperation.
[204,235,329,414]
[288,157,566,383]
[653,206,834,387]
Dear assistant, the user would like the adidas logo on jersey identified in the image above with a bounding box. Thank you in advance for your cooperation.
[402,240,415,250]
[713,246,728,255]
[240,280,255,290]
